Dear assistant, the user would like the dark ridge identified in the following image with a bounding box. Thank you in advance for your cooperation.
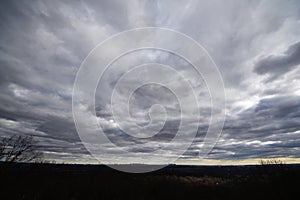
[1,163,300,200]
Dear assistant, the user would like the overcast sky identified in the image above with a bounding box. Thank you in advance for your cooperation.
[0,0,300,164]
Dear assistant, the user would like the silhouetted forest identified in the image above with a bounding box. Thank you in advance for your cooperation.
[1,163,300,200]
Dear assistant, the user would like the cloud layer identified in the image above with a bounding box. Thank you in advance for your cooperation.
[0,0,300,164]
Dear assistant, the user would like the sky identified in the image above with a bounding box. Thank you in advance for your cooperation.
[0,0,300,165]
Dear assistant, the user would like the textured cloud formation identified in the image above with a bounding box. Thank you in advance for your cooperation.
[254,41,300,81]
[0,0,300,164]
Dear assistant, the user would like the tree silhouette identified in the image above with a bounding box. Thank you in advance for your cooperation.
[0,135,43,163]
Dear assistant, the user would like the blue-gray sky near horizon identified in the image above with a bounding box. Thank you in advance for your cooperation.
[0,0,300,164]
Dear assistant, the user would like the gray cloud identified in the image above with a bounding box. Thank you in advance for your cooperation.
[0,0,300,163]
[254,41,300,81]
[202,95,300,160]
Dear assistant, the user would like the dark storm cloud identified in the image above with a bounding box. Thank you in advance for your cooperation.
[0,0,106,161]
[36,116,79,143]
[254,41,300,81]
[202,95,300,159]
[0,0,300,163]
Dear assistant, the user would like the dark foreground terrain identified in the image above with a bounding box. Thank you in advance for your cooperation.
[1,163,300,200]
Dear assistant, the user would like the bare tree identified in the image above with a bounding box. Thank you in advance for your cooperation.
[0,135,43,163]
[259,158,285,165]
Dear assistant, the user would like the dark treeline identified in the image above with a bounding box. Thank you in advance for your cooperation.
[1,163,300,200]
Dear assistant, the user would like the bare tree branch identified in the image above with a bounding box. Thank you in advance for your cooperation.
[0,135,43,163]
